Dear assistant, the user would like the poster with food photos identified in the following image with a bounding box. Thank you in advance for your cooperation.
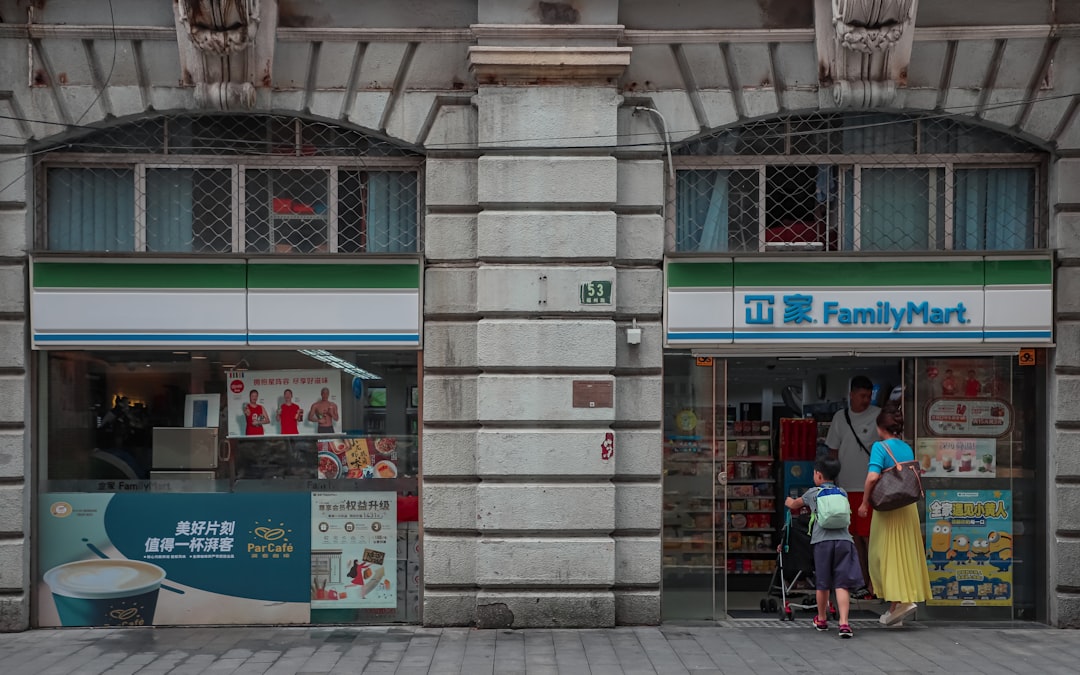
[316,438,400,480]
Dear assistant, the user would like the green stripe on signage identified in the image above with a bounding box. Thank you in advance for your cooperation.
[34,262,246,289]
[734,260,984,287]
[667,261,734,287]
[246,263,420,289]
[985,258,1052,285]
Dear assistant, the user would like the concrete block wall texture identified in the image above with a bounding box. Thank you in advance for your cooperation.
[421,3,665,622]
[1052,157,1080,628]
[0,157,28,629]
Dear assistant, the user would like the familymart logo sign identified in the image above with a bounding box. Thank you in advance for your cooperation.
[743,294,972,330]
[730,287,985,342]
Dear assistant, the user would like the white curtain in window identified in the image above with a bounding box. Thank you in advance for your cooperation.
[146,169,194,252]
[676,170,730,251]
[859,169,929,251]
[366,172,417,253]
[954,168,1034,250]
[47,168,135,251]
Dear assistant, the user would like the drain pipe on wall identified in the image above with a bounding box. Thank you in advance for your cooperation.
[632,106,676,225]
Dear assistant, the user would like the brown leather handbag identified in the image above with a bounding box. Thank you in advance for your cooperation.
[869,440,924,511]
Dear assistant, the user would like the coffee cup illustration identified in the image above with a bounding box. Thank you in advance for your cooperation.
[44,559,166,627]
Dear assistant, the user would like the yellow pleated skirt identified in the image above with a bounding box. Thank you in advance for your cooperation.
[868,502,931,603]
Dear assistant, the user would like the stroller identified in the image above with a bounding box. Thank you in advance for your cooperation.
[762,509,838,621]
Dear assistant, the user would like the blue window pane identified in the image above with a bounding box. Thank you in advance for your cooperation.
[47,168,134,252]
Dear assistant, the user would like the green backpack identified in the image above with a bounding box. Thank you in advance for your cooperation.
[811,484,851,531]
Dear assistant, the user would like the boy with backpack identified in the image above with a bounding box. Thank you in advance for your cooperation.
[784,456,861,638]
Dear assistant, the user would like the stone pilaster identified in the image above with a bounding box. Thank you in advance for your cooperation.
[1050,156,1080,627]
[422,13,659,626]
[0,156,30,631]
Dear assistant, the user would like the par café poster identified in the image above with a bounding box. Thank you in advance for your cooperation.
[925,489,1013,606]
[38,493,311,626]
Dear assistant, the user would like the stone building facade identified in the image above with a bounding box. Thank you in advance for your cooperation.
[1,0,1079,629]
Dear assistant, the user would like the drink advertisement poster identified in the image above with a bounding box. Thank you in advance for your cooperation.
[925,489,1013,606]
[915,438,997,478]
[225,369,342,438]
[37,493,311,627]
[310,492,397,611]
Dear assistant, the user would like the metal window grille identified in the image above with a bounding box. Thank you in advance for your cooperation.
[672,113,1046,253]
[37,114,422,254]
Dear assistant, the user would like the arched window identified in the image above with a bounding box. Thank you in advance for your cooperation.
[38,115,422,254]
[672,113,1045,253]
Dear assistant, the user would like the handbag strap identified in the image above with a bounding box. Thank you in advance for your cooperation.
[877,438,904,468]
[844,408,871,456]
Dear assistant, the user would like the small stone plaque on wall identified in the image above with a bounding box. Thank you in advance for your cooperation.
[572,380,613,408]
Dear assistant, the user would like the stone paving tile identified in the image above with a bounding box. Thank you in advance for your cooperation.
[4,624,1080,674]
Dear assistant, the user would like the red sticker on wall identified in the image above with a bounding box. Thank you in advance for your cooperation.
[601,432,614,461]
[230,379,245,394]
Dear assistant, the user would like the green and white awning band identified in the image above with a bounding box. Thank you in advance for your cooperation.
[31,259,422,349]
[666,256,1053,347]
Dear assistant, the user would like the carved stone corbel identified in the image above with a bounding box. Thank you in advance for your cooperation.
[815,0,918,108]
[174,0,278,110]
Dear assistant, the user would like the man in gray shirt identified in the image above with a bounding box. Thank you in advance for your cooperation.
[825,375,880,598]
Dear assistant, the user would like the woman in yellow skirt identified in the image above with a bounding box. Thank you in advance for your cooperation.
[857,405,931,625]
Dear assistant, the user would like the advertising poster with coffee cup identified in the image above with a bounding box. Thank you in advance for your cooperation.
[916,438,997,478]
[225,369,342,438]
[924,489,1013,606]
[38,492,311,627]
[311,492,397,612]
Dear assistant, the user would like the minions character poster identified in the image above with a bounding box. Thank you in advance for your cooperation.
[925,489,1013,606]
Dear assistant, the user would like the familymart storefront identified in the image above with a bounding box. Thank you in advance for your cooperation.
[661,255,1052,622]
[31,258,424,627]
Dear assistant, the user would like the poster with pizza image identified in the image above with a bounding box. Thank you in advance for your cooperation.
[226,369,342,438]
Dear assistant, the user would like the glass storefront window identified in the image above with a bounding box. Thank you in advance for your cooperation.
[35,349,421,627]
[661,353,1047,623]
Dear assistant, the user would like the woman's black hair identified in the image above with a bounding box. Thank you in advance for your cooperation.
[876,403,904,436]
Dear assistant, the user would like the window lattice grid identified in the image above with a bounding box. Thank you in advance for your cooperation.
[37,114,422,254]
[675,164,1038,253]
[672,113,1044,253]
[60,114,422,158]
[675,112,1038,158]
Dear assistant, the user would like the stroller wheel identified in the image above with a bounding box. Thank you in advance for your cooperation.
[760,599,769,613]
[767,599,778,613]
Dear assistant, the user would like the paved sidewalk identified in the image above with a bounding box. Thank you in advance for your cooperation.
[2,620,1079,674]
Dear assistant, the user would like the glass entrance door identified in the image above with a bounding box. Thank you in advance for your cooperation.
[661,355,722,620]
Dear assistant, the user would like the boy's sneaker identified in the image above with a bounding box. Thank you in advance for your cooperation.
[812,616,828,631]
[838,624,853,639]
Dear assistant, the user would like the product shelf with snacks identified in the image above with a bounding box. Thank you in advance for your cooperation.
[662,412,781,582]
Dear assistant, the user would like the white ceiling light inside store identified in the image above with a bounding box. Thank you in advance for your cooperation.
[298,349,381,380]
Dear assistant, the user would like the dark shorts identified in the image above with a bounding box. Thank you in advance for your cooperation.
[317,425,335,434]
[812,539,864,591]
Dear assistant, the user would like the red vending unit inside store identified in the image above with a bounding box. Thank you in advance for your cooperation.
[779,418,818,500]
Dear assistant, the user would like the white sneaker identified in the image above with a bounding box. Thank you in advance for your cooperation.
[878,610,892,624]
[886,602,917,625]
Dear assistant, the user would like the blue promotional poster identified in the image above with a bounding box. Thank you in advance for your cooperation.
[925,489,1013,606]
[38,493,311,626]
